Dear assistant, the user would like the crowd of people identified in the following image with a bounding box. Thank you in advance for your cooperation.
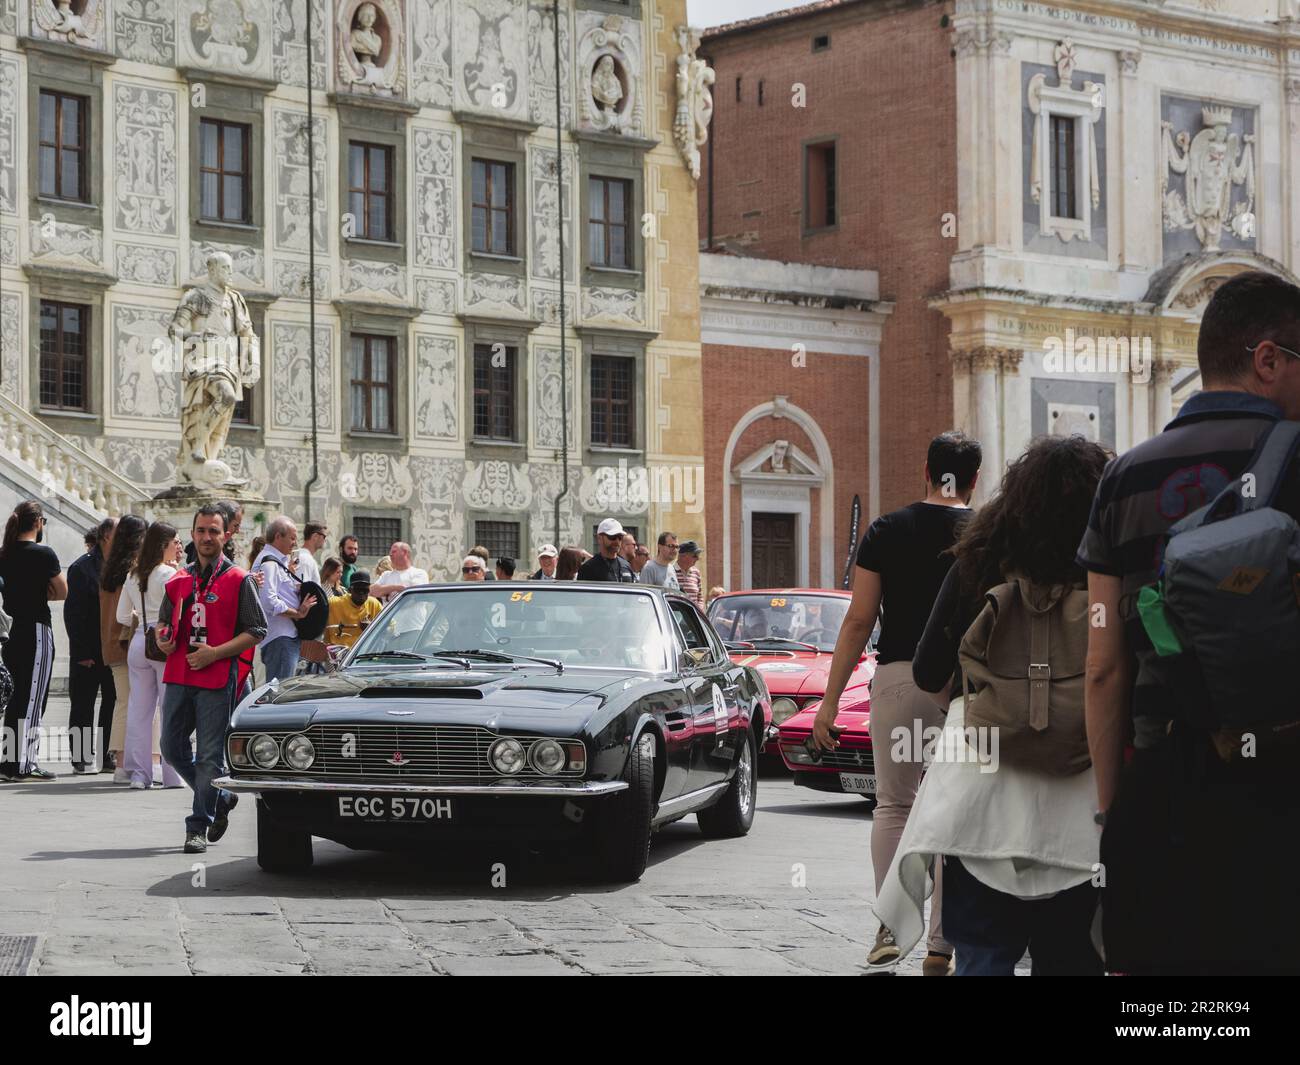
[0,493,715,852]
[2,272,1292,972]
[809,271,1300,976]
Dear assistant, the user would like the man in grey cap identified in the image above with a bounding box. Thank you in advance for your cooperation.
[531,544,558,580]
[577,519,636,583]
[675,540,704,608]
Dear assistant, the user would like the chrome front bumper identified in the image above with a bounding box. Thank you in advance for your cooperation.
[213,775,628,797]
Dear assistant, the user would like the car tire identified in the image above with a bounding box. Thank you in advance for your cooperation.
[593,734,654,882]
[256,798,313,872]
[697,727,756,839]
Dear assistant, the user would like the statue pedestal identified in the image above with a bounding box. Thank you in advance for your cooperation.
[151,484,281,568]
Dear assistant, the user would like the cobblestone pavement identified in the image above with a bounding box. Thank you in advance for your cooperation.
[1,696,964,976]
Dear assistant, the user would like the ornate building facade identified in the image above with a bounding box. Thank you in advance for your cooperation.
[701,0,1300,545]
[0,0,708,595]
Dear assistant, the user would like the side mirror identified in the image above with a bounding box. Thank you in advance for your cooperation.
[678,650,695,673]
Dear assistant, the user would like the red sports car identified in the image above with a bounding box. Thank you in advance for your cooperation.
[706,589,876,795]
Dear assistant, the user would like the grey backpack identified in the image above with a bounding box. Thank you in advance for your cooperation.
[1138,420,1300,731]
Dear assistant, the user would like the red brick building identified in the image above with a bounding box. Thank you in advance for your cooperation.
[698,0,956,590]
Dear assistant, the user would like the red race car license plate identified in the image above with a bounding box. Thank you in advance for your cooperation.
[839,773,876,795]
[337,796,454,821]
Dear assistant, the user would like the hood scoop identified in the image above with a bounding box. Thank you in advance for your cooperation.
[359,687,484,700]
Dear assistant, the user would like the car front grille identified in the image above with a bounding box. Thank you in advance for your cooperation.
[785,745,875,773]
[247,724,583,780]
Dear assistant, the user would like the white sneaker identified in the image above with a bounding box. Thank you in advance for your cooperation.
[113,767,131,784]
[129,780,150,790]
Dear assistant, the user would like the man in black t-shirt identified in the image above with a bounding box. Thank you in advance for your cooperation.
[812,431,982,974]
[576,518,636,583]
[0,501,67,781]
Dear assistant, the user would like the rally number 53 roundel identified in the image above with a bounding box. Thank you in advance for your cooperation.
[711,684,728,738]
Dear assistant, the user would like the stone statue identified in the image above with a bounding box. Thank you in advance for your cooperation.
[338,0,400,96]
[350,2,383,68]
[33,0,100,44]
[168,252,260,486]
[673,26,715,181]
[1162,105,1256,251]
[592,55,623,111]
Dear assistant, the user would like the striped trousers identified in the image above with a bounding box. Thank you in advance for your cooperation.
[1,623,54,776]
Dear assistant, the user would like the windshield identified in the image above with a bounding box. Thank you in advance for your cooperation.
[707,593,849,653]
[348,587,673,672]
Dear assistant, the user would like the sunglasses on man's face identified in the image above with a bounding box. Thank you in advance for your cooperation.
[462,566,481,575]
[1248,342,1300,362]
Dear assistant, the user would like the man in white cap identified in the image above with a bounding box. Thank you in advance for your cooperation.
[576,519,636,583]
[531,544,558,581]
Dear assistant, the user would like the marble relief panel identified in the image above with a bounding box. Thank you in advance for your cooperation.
[114,84,178,236]
[532,344,570,450]
[116,242,178,286]
[412,126,457,270]
[0,291,21,403]
[0,53,19,216]
[414,333,458,441]
[30,220,103,268]
[112,305,180,420]
[454,0,529,122]
[269,322,335,432]
[530,146,574,283]
[272,0,327,88]
[179,0,273,80]
[274,260,331,300]
[114,0,177,65]
[415,276,458,315]
[527,0,571,127]
[272,109,328,254]
[411,0,453,107]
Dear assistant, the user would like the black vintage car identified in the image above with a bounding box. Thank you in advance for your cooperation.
[215,582,772,882]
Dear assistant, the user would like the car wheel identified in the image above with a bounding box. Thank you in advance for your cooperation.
[256,798,313,872]
[592,733,654,882]
[697,727,756,839]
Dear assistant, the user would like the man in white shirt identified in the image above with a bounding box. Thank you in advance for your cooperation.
[253,516,317,682]
[370,541,429,600]
[372,541,430,638]
[293,521,327,586]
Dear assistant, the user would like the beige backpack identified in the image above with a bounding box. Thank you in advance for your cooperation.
[957,576,1091,776]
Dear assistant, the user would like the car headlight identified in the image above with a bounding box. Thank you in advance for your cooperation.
[489,737,526,775]
[229,736,250,767]
[249,733,280,769]
[283,734,315,771]
[783,743,815,765]
[530,739,566,775]
[771,697,800,724]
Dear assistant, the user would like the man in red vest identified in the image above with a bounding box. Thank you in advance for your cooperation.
[155,504,267,853]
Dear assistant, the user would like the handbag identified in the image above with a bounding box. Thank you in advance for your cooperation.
[144,625,167,662]
[261,556,330,641]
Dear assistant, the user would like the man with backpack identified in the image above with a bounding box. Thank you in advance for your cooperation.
[1079,271,1300,974]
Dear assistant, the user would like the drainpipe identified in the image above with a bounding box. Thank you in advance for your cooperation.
[302,0,320,522]
[551,0,570,546]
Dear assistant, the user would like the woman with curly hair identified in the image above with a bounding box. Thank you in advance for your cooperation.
[99,514,147,781]
[876,435,1111,976]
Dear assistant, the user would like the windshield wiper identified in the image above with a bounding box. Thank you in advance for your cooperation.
[352,650,433,662]
[442,648,564,673]
[748,637,820,653]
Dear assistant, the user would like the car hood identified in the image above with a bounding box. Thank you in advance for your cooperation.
[729,651,874,697]
[230,665,660,735]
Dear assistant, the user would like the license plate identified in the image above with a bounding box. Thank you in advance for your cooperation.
[336,796,453,821]
[839,773,876,794]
